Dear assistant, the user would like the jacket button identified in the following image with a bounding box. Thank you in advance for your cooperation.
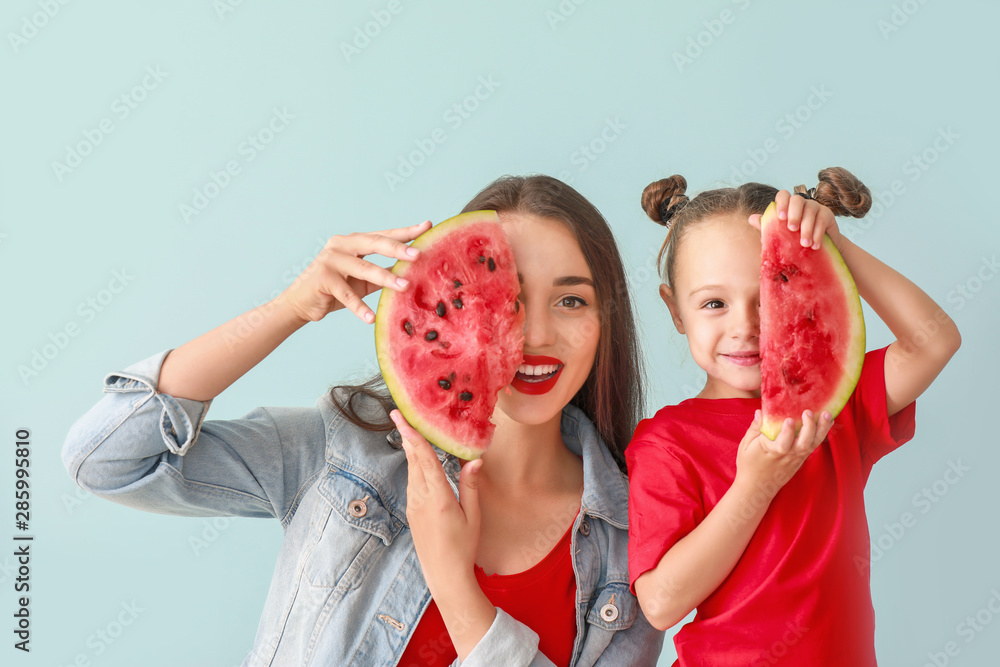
[579,518,590,537]
[600,602,619,622]
[349,496,369,518]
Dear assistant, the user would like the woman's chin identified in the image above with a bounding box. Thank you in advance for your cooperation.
[494,390,564,428]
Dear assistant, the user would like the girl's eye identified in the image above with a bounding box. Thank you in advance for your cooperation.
[704,299,725,309]
[559,296,588,309]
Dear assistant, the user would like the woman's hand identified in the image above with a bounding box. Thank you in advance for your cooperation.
[390,410,495,659]
[733,409,834,503]
[276,220,432,324]
[748,190,842,252]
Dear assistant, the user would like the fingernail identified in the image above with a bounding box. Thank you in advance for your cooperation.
[364,311,375,323]
[804,410,813,419]
[407,247,419,257]
[812,242,821,250]
[396,277,409,288]
[389,409,400,422]
[801,238,810,247]
[779,211,787,220]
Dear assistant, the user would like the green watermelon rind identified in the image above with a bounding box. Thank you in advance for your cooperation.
[759,202,866,440]
[374,209,507,460]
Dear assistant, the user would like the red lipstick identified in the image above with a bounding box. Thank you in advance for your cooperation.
[510,354,564,395]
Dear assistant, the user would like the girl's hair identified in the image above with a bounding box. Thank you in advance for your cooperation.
[641,167,872,289]
[329,174,644,472]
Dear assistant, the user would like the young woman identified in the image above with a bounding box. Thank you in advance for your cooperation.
[62,175,664,666]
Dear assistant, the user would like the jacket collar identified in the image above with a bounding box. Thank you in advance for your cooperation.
[559,403,630,530]
[323,395,629,530]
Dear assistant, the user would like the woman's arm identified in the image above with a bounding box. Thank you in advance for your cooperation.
[635,410,833,631]
[836,238,961,415]
[158,221,431,401]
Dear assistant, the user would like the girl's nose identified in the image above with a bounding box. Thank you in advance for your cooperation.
[730,302,760,339]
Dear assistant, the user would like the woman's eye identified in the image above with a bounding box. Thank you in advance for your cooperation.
[559,296,588,308]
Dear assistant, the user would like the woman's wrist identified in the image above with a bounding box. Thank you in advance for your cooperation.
[430,573,496,660]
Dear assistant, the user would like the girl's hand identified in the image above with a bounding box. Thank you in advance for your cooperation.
[733,409,834,502]
[276,220,432,324]
[748,190,842,252]
[391,410,483,592]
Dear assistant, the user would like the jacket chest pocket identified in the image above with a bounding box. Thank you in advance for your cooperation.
[303,470,405,590]
[576,581,638,661]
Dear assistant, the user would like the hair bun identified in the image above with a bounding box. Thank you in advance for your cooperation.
[641,175,688,226]
[812,167,871,218]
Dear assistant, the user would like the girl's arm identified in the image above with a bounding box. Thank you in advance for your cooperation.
[158,221,432,401]
[635,411,833,630]
[836,239,961,415]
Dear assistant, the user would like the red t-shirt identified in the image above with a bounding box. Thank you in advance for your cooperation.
[627,346,916,666]
[398,515,578,666]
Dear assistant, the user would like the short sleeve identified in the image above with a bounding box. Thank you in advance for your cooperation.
[852,346,917,467]
[626,436,704,593]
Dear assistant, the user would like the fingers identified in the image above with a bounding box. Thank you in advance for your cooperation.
[797,203,818,248]
[775,190,791,222]
[811,207,836,250]
[336,230,424,264]
[768,418,796,455]
[392,410,452,498]
[459,460,482,527]
[785,193,806,232]
[326,272,378,323]
[371,220,433,245]
[793,410,818,454]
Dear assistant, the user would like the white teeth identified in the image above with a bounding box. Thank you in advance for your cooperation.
[517,364,559,376]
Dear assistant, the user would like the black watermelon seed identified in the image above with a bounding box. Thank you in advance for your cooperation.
[425,330,438,341]
[459,391,473,401]
[452,298,463,309]
[487,257,496,272]
[435,302,446,317]
[779,272,789,282]
[453,280,462,289]
[438,379,451,390]
[514,301,520,313]
[478,256,486,264]
[403,321,414,336]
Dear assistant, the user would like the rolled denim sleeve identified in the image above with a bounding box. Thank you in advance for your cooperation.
[61,349,327,524]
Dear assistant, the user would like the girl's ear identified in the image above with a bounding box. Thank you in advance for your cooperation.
[659,284,685,334]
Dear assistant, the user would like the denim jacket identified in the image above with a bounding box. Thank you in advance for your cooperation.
[62,349,663,666]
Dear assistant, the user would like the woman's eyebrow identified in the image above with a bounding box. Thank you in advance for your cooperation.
[515,273,594,287]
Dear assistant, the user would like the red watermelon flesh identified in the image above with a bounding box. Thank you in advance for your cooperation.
[759,202,865,440]
[374,210,524,459]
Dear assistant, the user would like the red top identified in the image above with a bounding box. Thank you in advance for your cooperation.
[627,346,916,666]
[399,515,578,666]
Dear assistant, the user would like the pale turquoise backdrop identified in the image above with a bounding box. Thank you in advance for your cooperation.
[2,1,997,665]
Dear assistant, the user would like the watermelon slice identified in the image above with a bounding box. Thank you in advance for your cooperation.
[374,210,525,459]
[759,202,865,440]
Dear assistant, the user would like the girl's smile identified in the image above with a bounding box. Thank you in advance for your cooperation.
[660,213,764,400]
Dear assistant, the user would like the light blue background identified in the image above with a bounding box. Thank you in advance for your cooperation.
[2,1,997,665]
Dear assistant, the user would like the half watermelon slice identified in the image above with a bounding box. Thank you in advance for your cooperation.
[759,202,866,440]
[374,210,524,459]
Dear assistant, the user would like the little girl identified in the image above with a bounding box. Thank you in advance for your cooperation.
[627,168,961,665]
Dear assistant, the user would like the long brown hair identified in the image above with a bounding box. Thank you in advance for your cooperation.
[330,175,645,472]
[641,167,872,288]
